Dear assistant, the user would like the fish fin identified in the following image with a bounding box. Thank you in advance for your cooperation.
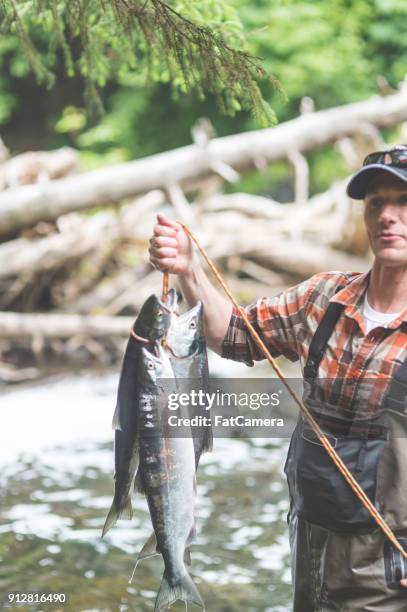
[129,532,160,584]
[112,402,122,431]
[184,547,191,566]
[118,495,133,520]
[101,495,133,538]
[137,531,160,562]
[101,503,118,538]
[154,571,204,612]
[133,467,145,494]
[186,524,197,546]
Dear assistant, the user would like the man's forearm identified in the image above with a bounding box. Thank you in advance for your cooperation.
[178,264,232,355]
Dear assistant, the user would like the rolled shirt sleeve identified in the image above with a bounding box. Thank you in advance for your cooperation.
[221,276,319,365]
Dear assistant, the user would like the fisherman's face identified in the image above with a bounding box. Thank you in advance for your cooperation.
[363,172,407,267]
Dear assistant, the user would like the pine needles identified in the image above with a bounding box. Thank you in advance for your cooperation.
[0,0,279,125]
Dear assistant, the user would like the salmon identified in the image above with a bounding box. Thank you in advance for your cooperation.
[102,289,177,537]
[136,344,204,611]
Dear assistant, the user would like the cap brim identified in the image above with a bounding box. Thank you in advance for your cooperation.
[346,164,407,199]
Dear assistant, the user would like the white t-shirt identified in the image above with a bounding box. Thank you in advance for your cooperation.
[362,292,401,334]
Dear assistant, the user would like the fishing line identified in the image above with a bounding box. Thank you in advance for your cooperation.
[128,560,139,584]
[162,270,169,300]
[179,222,407,560]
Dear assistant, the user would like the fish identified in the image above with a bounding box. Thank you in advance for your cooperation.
[102,289,178,537]
[167,301,213,468]
[136,343,204,611]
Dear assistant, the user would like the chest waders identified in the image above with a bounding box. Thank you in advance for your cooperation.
[284,293,407,607]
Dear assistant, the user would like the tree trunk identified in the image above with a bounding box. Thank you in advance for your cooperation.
[1,85,407,235]
[0,311,134,338]
[249,241,371,277]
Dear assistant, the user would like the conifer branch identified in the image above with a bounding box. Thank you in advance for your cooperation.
[0,0,279,125]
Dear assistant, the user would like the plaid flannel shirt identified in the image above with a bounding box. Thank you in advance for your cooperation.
[222,271,407,417]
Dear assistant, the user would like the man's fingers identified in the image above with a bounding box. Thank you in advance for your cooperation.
[156,213,181,231]
[149,246,177,259]
[149,255,166,271]
[149,236,177,248]
[400,579,407,588]
[153,224,177,238]
[150,255,176,270]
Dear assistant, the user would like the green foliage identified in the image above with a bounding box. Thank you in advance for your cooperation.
[0,0,277,124]
[70,0,407,181]
[1,0,407,199]
[237,0,373,116]
[54,105,86,133]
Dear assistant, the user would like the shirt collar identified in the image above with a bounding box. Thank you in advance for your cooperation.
[329,271,369,310]
[330,270,407,330]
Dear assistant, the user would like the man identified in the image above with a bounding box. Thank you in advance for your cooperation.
[149,144,407,611]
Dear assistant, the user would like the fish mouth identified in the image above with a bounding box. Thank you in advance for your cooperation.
[166,341,201,360]
[177,301,203,322]
[160,288,178,313]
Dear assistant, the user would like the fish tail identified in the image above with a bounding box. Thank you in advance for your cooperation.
[101,495,133,537]
[154,570,204,612]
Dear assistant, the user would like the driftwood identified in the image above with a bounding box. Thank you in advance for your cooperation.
[203,193,286,219]
[100,270,163,315]
[202,183,370,256]
[0,311,134,338]
[0,363,40,383]
[0,190,165,280]
[50,242,115,306]
[228,258,292,287]
[0,212,115,280]
[3,89,404,375]
[63,266,159,314]
[1,84,407,235]
[249,241,371,278]
[0,147,79,191]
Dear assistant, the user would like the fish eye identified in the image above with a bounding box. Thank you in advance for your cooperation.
[157,309,163,317]
[190,319,197,329]
[147,361,155,370]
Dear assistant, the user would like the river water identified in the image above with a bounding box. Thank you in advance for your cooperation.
[0,354,299,611]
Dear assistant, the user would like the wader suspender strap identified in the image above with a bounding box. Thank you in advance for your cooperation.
[303,287,345,381]
[303,288,407,407]
[386,345,407,410]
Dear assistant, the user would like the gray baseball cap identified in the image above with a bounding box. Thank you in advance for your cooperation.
[346,144,407,200]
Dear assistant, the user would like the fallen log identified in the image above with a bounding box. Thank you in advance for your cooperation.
[202,193,286,218]
[204,183,369,256]
[0,311,134,338]
[66,267,160,315]
[101,270,163,315]
[249,240,371,278]
[0,363,40,383]
[1,84,407,235]
[232,258,294,287]
[0,190,165,280]
[0,147,79,191]
[50,242,115,306]
[0,212,115,280]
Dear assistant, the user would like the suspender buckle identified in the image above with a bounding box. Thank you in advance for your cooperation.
[304,360,317,380]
